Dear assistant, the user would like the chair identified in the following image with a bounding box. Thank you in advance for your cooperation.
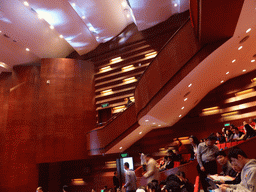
[226,142,232,148]
[219,143,226,150]
[174,161,180,167]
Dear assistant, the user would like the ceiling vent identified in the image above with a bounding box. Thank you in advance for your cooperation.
[239,35,249,44]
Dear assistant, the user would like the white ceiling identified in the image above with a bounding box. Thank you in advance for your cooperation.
[106,0,256,154]
[0,0,189,73]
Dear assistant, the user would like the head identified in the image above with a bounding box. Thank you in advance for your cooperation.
[147,182,157,192]
[176,171,186,181]
[233,127,239,134]
[92,189,96,192]
[63,185,69,192]
[189,135,200,145]
[244,124,255,134]
[145,154,152,162]
[216,151,228,166]
[216,132,221,137]
[230,124,235,130]
[114,171,117,176]
[228,147,248,171]
[36,187,43,192]
[124,162,129,170]
[205,135,217,146]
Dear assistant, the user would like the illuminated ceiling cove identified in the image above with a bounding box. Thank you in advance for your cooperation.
[0,0,189,73]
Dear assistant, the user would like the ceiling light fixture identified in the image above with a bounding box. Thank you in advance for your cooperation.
[26,48,30,51]
[100,66,111,73]
[139,132,142,134]
[232,59,236,63]
[184,98,188,101]
[24,1,29,6]
[158,125,161,127]
[226,71,229,75]
[123,77,136,84]
[251,59,255,63]
[119,147,122,149]
[122,65,134,72]
[101,89,113,96]
[238,46,243,50]
[221,80,224,83]
[188,83,192,87]
[243,69,246,72]
[145,51,157,59]
[72,3,76,7]
[181,107,184,110]
[59,35,64,38]
[174,3,178,7]
[145,120,149,122]
[179,115,182,117]
[50,25,54,29]
[82,16,86,19]
[246,28,251,33]
[110,57,123,64]
[152,122,155,125]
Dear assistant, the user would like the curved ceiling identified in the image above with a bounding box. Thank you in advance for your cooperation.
[106,0,256,154]
[0,0,189,73]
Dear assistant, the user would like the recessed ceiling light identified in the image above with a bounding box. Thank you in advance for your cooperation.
[72,3,76,6]
[152,122,155,125]
[126,14,130,18]
[26,48,30,51]
[179,115,182,117]
[174,3,178,7]
[119,147,122,149]
[238,46,243,50]
[50,25,54,29]
[139,132,142,134]
[59,35,64,38]
[184,98,188,101]
[38,14,43,19]
[246,28,251,33]
[24,1,29,6]
[251,59,255,63]
[226,71,229,75]
[188,83,192,87]
[232,59,236,63]
[181,107,184,110]
[82,16,86,19]
[242,69,246,72]
[0,31,2,33]
[145,120,149,122]
[221,80,224,83]
[158,125,161,127]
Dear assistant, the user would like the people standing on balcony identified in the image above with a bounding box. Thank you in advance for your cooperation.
[143,154,159,184]
[197,135,219,192]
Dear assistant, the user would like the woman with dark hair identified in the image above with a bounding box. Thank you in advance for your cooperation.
[240,123,256,140]
[225,130,233,142]
[189,135,200,161]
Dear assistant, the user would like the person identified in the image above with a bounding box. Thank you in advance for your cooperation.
[240,123,256,140]
[215,151,237,177]
[167,149,178,161]
[139,152,147,171]
[159,156,174,171]
[123,162,137,192]
[113,171,120,192]
[165,171,194,192]
[231,127,244,141]
[189,135,200,160]
[216,132,226,144]
[36,187,43,192]
[225,130,233,142]
[219,147,256,192]
[143,154,159,184]
[147,180,161,192]
[63,185,70,192]
[223,162,242,185]
[197,134,219,192]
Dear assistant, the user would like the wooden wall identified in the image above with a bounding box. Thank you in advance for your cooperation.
[0,58,96,192]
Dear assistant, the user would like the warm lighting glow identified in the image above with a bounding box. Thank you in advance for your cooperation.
[235,88,254,96]
[158,125,161,127]
[38,14,43,19]
[179,115,182,117]
[152,122,155,125]
[246,28,251,33]
[119,147,122,149]
[24,1,29,6]
[50,25,54,29]
[101,89,113,96]
[202,109,219,116]
[110,57,123,64]
[181,107,184,110]
[121,1,127,7]
[243,69,246,72]
[100,66,111,73]
[139,132,142,134]
[226,71,229,75]
[122,65,135,72]
[0,62,7,68]
[145,120,149,122]
[174,3,178,7]
[188,83,192,87]
[221,80,224,83]
[251,59,255,63]
[59,35,64,38]
[238,46,243,50]
[145,51,157,59]
[123,76,137,84]
[82,16,86,19]
[221,111,238,117]
[232,59,236,63]
[179,136,189,140]
[72,178,85,185]
[251,77,256,82]
[26,48,30,51]
[203,106,219,112]
[184,98,188,101]
[113,105,125,113]
[129,96,135,102]
[72,3,76,6]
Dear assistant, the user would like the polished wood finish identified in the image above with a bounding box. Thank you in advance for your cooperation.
[0,58,96,192]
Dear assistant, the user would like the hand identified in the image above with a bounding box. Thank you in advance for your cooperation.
[200,166,205,172]
[219,184,229,192]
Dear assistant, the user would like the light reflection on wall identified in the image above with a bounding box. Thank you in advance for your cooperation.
[35,9,65,26]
